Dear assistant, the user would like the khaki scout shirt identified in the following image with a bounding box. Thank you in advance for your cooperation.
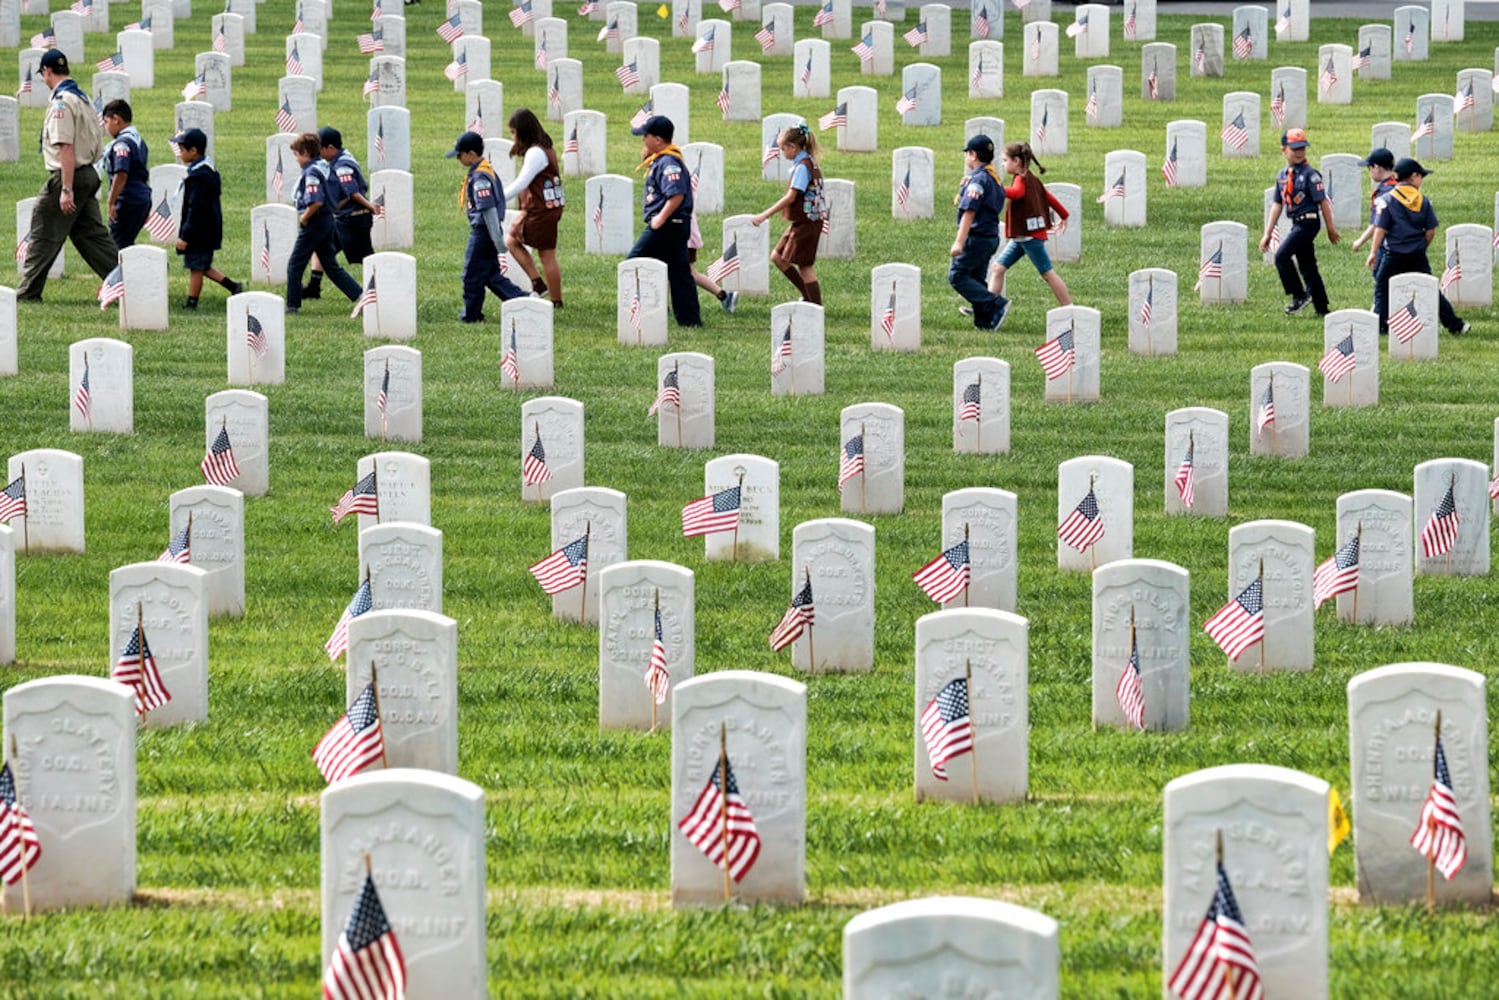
[41,84,104,171]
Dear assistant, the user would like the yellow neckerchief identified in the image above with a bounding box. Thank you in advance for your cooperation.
[458,157,498,209]
[636,143,685,173]
[952,163,1003,205]
[1389,183,1423,213]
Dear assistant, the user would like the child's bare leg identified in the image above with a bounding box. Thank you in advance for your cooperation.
[1043,269,1071,306]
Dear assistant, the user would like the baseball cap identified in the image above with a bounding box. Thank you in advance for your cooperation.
[630,114,675,141]
[171,127,207,152]
[1280,128,1309,149]
[445,131,484,158]
[317,126,343,149]
[38,49,69,74]
[1358,148,1395,169]
[1393,157,1431,178]
[963,134,995,160]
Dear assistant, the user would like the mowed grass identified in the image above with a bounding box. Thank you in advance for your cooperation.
[2,2,1498,996]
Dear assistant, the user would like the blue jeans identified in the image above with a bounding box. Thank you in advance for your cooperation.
[462,224,527,321]
[627,217,700,327]
[949,234,1004,326]
[109,199,149,249]
[996,236,1056,274]
[286,214,361,309]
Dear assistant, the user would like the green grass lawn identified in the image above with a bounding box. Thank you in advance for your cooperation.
[2,2,1497,996]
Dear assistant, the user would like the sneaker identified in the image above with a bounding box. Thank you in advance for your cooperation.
[300,282,321,300]
[958,305,974,317]
[551,300,564,310]
[182,297,199,310]
[285,306,300,315]
[459,314,484,324]
[991,297,1010,330]
[1452,321,1471,336]
[225,280,243,296]
[720,290,739,314]
[1285,294,1313,315]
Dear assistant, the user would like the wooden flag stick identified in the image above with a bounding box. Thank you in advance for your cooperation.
[1351,521,1362,624]
[859,421,867,513]
[134,602,148,719]
[962,522,971,607]
[1128,606,1137,731]
[1257,557,1266,677]
[673,360,683,448]
[364,851,373,878]
[803,566,815,675]
[186,510,194,564]
[19,464,27,555]
[634,269,643,347]
[965,658,979,805]
[380,358,389,443]
[371,462,381,525]
[1216,830,1235,995]
[1347,324,1354,406]
[731,472,744,562]
[1145,276,1154,356]
[719,722,731,902]
[578,521,591,623]
[369,660,389,769]
[8,733,31,919]
[650,589,660,733]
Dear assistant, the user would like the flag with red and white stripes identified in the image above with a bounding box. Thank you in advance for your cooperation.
[312,684,386,785]
[912,540,970,604]
[529,534,588,594]
[920,677,973,780]
[1058,488,1105,552]
[322,872,405,1000]
[1312,536,1360,608]
[0,762,42,887]
[1409,731,1467,880]
[1203,576,1264,661]
[1419,482,1460,558]
[678,753,762,882]
[1116,633,1145,730]
[1317,334,1357,383]
[111,624,172,716]
[1168,860,1264,1000]
[645,606,670,705]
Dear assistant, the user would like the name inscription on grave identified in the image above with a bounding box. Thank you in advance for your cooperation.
[183,504,234,566]
[1179,819,1313,932]
[367,539,435,610]
[684,716,794,817]
[14,713,123,820]
[369,634,445,729]
[603,586,686,668]
[948,502,1014,572]
[1236,545,1305,611]
[23,463,73,531]
[1343,505,1402,576]
[809,539,868,609]
[118,587,195,666]
[338,814,469,950]
[922,643,1020,733]
[1361,706,1469,804]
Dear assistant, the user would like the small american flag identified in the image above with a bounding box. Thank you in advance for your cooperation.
[10,235,23,263]
[29,28,55,48]
[716,82,731,118]
[970,58,986,91]
[213,29,227,52]
[768,577,815,651]
[1116,633,1145,730]
[1232,26,1252,60]
[1271,86,1286,126]
[286,44,303,76]
[1319,57,1337,93]
[95,51,124,72]
[813,1,835,28]
[771,325,793,375]
[351,273,378,318]
[19,68,32,96]
[1123,4,1136,39]
[1221,112,1249,151]
[880,289,897,340]
[798,55,813,96]
[1389,298,1423,343]
[437,13,466,42]
[1034,327,1075,380]
[873,0,886,16]
[895,167,911,210]
[510,0,535,27]
[1168,859,1264,1000]
[957,380,981,432]
[566,128,580,157]
[895,88,918,115]
[754,22,775,52]
[112,624,172,716]
[1096,171,1125,203]
[97,267,125,310]
[293,5,305,32]
[645,606,670,705]
[502,329,520,384]
[1456,83,1476,114]
[762,143,780,168]
[974,6,990,39]
[920,678,973,780]
[1174,439,1195,509]
[912,540,970,604]
[331,471,380,525]
[530,534,588,594]
[1012,0,1031,8]
[1312,536,1360,608]
[628,280,642,336]
[682,486,741,537]
[0,477,26,524]
[158,523,191,565]
[1410,731,1468,880]
[275,100,298,134]
[838,434,865,492]
[1403,23,1414,55]
[312,685,386,784]
[616,61,641,89]
[358,27,385,53]
[123,14,150,31]
[1084,86,1099,120]
[272,152,286,198]
[1269,224,1283,253]
[73,358,93,418]
[1058,488,1105,552]
[375,366,390,417]
[692,27,716,53]
[1354,45,1371,70]
[1420,483,1460,558]
[374,122,387,163]
[678,753,761,882]
[1194,43,1206,74]
[851,33,875,64]
[599,18,619,42]
[1194,246,1223,291]
[579,0,598,14]
[1161,141,1179,186]
[1318,334,1358,383]
[1276,2,1291,34]
[0,761,42,887]
[1256,382,1276,433]
[322,875,405,1000]
[201,427,241,486]
[631,99,655,129]
[1036,104,1048,145]
[370,0,383,19]
[470,99,487,136]
[246,314,268,358]
[1440,250,1461,292]
[535,36,549,69]
[648,368,681,416]
[1147,67,1159,101]
[1203,576,1264,661]
[1412,109,1435,143]
[903,22,927,48]
[549,72,562,111]
[444,49,470,82]
[1065,12,1089,37]
[260,225,274,280]
[523,435,553,487]
[145,197,176,243]
[363,68,380,98]
[719,0,741,10]
[707,241,740,284]
[1029,28,1041,65]
[325,577,373,661]
[69,0,91,13]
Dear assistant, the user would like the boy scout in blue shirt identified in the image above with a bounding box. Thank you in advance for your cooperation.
[1259,128,1340,316]
[949,133,1008,331]
[100,100,151,249]
[1351,148,1398,331]
[627,115,700,327]
[448,130,527,323]
[1370,158,1470,337]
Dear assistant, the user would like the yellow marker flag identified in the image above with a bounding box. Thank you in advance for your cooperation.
[657,3,669,17]
[1328,786,1351,855]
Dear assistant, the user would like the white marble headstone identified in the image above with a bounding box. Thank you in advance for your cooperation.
[1084,65,1122,128]
[1393,6,1429,62]
[1230,6,1267,60]
[342,611,457,773]
[952,357,1008,455]
[1316,43,1352,104]
[1100,149,1145,227]
[718,215,770,296]
[1320,310,1378,408]
[1335,489,1413,625]
[286,34,322,93]
[520,396,584,502]
[499,298,553,390]
[1162,403,1229,516]
[583,174,633,257]
[1269,66,1307,131]
[205,391,267,496]
[1443,224,1492,307]
[1199,220,1248,303]
[15,53,48,111]
[1042,306,1100,403]
[0,526,10,662]
[116,244,167,332]
[1227,519,1314,671]
[890,146,933,220]
[870,262,920,352]
[359,253,416,341]
[599,559,694,730]
[276,75,317,137]
[1274,0,1310,41]
[247,205,296,291]
[7,449,83,553]
[115,29,153,89]
[1412,93,1455,162]
[968,40,1003,98]
[1030,89,1066,156]
[789,518,873,673]
[653,352,713,449]
[549,487,627,625]
[1021,21,1057,78]
[703,454,777,562]
[211,13,246,67]
[109,561,209,725]
[769,301,824,397]
[1057,454,1131,571]
[1092,559,1189,731]
[681,143,722,215]
[563,110,607,178]
[898,62,940,126]
[617,258,667,345]
[715,60,760,120]
[0,97,18,164]
[264,137,297,208]
[367,57,406,111]
[69,337,132,434]
[451,36,490,95]
[1454,68,1493,133]
[693,18,731,74]
[1129,267,1177,355]
[1043,182,1081,262]
[819,176,855,259]
[942,488,1016,612]
[1070,3,1107,58]
[1356,24,1391,80]
[840,402,902,515]
[358,523,442,616]
[1249,361,1309,458]
[1430,0,1464,42]
[368,169,412,251]
[1141,43,1174,101]
[837,84,878,152]
[856,21,894,77]
[0,287,14,375]
[356,451,431,531]
[1319,152,1361,231]
[759,3,793,56]
[169,485,244,619]
[1413,458,1488,576]
[365,345,420,443]
[146,163,185,249]
[1220,92,1259,159]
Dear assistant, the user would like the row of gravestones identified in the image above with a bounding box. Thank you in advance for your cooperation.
[1,660,1489,995]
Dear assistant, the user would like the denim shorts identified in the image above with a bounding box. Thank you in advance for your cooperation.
[996,237,1055,275]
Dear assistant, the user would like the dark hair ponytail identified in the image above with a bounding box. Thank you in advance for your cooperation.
[1002,141,1046,175]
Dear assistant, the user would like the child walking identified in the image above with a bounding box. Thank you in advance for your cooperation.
[949,133,1008,330]
[751,123,825,305]
[502,108,567,310]
[986,141,1071,309]
[171,127,241,308]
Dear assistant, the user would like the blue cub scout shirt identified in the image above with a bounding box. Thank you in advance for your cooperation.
[330,150,367,214]
[107,128,151,206]
[643,154,692,224]
[1367,176,1397,228]
[1273,162,1325,219]
[956,167,1003,239]
[466,166,500,226]
[296,160,329,211]
[1376,186,1438,254]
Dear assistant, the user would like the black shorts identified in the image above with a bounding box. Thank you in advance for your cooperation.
[183,250,215,271]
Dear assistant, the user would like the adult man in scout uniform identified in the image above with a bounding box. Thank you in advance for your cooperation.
[1259,128,1340,317]
[17,49,119,301]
